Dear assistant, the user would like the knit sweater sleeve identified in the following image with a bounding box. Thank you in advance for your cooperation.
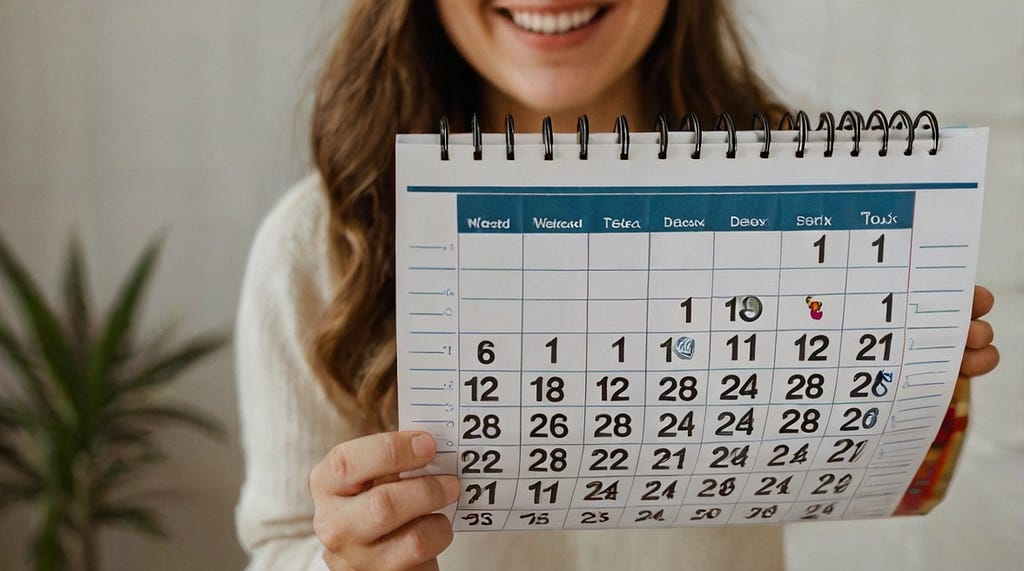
[234,176,355,570]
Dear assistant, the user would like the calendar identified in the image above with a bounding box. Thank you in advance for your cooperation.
[395,120,988,531]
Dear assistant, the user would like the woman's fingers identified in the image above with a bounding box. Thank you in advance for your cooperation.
[346,476,460,542]
[370,514,454,571]
[312,474,458,558]
[960,286,998,378]
[972,285,994,319]
[966,319,994,349]
[309,432,457,570]
[312,432,437,497]
[960,345,1000,377]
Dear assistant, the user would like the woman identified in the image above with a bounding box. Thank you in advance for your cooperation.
[235,2,1000,570]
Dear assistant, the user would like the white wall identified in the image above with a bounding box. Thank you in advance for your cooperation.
[0,1,1020,570]
[0,1,342,568]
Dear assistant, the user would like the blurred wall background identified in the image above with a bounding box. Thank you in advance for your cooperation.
[0,1,1020,569]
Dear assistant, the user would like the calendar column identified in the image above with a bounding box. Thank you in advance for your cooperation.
[453,195,523,531]
[508,195,589,531]
[638,195,715,526]
[573,196,651,529]
[762,194,851,521]
[701,195,781,525]
[830,194,913,518]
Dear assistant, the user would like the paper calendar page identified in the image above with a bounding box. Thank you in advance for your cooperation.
[395,128,988,530]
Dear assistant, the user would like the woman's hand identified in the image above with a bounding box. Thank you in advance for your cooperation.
[310,432,459,571]
[961,285,999,378]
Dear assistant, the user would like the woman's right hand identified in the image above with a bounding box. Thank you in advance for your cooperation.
[309,431,459,571]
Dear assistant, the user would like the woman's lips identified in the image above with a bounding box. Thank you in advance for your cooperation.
[493,4,611,49]
[507,7,601,34]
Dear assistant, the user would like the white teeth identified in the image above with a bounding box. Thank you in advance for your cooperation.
[508,7,600,35]
[541,13,556,34]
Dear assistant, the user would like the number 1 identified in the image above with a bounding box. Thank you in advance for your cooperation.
[545,337,558,364]
[881,293,893,323]
[680,297,693,324]
[612,336,625,363]
[813,234,825,264]
[872,234,885,263]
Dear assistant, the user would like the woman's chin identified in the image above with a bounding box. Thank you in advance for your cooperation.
[488,75,613,121]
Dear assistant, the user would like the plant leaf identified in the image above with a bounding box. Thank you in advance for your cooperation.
[133,317,183,364]
[0,402,42,431]
[100,422,155,448]
[94,503,167,539]
[109,404,224,440]
[62,235,93,356]
[0,442,42,484]
[0,479,42,511]
[32,494,68,571]
[0,316,58,421]
[118,333,227,396]
[91,450,164,499]
[86,236,164,424]
[91,235,163,379]
[0,233,79,411]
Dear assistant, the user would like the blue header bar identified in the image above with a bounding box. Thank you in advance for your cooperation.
[457,192,915,233]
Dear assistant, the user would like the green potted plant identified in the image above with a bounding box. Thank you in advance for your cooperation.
[0,234,226,571]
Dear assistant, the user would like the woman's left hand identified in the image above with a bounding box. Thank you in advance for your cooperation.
[960,285,999,378]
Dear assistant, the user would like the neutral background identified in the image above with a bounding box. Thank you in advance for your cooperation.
[0,1,1020,569]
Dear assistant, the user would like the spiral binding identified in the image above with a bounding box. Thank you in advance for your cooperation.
[778,111,810,158]
[679,112,702,159]
[439,110,940,160]
[542,116,554,161]
[576,115,590,160]
[654,113,669,160]
[751,112,771,159]
[713,112,738,159]
[504,114,515,160]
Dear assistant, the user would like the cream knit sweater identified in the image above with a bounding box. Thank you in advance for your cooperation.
[234,175,785,570]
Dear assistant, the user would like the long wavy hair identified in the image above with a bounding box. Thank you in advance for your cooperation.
[310,0,783,433]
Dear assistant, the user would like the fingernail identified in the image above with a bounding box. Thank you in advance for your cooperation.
[411,433,435,458]
[439,475,460,502]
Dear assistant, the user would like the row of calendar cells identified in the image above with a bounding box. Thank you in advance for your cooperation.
[450,470,868,512]
[457,403,894,445]
[454,436,878,479]
[451,497,851,531]
[457,366,902,407]
[456,229,911,272]
[455,328,905,371]
[454,288,909,333]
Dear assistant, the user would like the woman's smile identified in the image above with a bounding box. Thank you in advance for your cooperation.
[492,2,612,47]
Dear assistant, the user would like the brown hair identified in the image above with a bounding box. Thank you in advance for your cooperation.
[310,1,783,433]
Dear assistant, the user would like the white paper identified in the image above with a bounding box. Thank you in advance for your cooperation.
[395,127,988,530]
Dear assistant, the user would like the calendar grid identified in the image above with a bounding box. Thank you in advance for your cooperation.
[400,161,986,529]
